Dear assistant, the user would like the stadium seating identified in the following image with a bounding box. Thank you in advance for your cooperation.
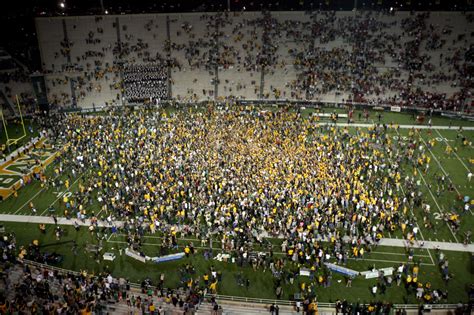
[35,18,68,73]
[218,11,263,100]
[30,11,474,112]
[169,13,216,101]
[261,11,310,100]
[44,74,72,109]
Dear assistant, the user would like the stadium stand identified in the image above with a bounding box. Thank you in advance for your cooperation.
[218,11,263,100]
[261,11,309,101]
[30,11,472,113]
[169,13,216,101]
[0,70,35,117]
[123,63,167,103]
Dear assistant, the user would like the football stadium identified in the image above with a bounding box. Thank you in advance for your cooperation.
[0,0,473,314]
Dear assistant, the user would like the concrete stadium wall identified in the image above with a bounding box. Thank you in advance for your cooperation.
[35,11,473,110]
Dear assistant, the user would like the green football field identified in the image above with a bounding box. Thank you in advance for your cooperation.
[0,106,473,304]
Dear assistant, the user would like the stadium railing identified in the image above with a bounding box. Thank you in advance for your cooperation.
[18,259,464,311]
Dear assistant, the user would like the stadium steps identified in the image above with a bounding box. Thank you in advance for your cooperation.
[1,265,18,297]
[194,302,335,315]
[3,265,25,300]
[103,301,194,315]
[1,264,70,303]
[102,302,131,315]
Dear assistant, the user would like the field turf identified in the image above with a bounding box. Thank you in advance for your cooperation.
[0,106,473,304]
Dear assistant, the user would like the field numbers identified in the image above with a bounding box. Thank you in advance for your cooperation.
[0,178,14,184]
[52,191,72,199]
[435,137,453,142]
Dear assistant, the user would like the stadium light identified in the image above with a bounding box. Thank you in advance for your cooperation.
[59,2,65,8]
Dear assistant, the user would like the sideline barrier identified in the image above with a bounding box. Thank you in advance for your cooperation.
[124,247,185,264]
[151,252,185,263]
[361,267,394,279]
[125,248,147,263]
[324,262,359,277]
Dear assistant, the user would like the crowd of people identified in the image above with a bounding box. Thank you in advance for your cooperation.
[0,69,36,117]
[123,64,168,104]
[14,104,466,310]
[0,231,208,314]
[3,9,473,112]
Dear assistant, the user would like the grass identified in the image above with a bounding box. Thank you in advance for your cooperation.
[2,221,472,304]
[0,107,473,304]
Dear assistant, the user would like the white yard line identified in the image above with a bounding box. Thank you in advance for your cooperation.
[106,232,114,242]
[395,129,436,265]
[343,122,474,130]
[95,206,105,218]
[12,189,44,215]
[435,129,472,173]
[110,233,433,258]
[418,133,459,194]
[418,132,473,215]
[12,173,61,215]
[401,182,436,265]
[371,251,430,258]
[423,247,434,263]
[107,239,436,266]
[113,233,205,242]
[39,175,83,216]
[348,257,435,266]
[417,169,459,243]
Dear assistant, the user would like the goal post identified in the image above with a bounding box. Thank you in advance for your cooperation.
[0,109,9,146]
[15,94,27,141]
[0,95,27,150]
